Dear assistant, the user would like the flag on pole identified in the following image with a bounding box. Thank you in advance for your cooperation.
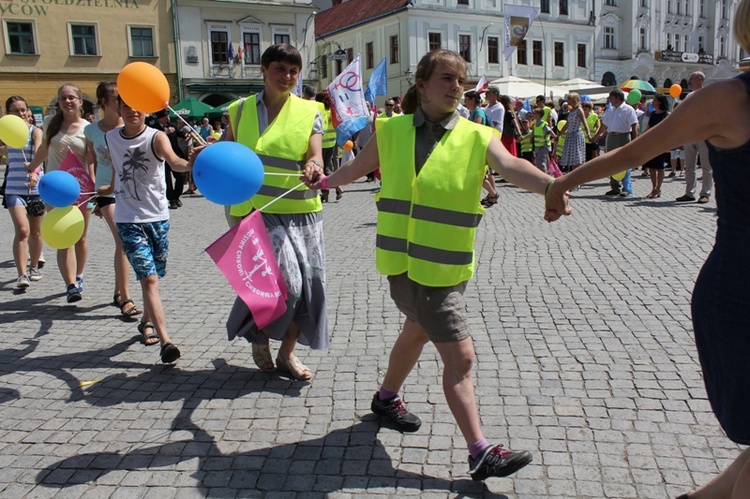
[58,148,94,209]
[504,5,539,60]
[364,57,388,106]
[474,75,488,93]
[327,54,369,147]
[294,71,305,98]
[205,211,288,330]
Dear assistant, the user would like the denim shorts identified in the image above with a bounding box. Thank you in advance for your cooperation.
[4,193,42,209]
[117,220,169,281]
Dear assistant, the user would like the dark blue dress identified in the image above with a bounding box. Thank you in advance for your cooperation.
[692,71,750,445]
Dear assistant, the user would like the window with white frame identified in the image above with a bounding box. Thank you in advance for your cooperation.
[242,26,261,65]
[577,43,586,67]
[667,0,673,14]
[720,36,726,56]
[487,36,499,64]
[272,26,292,45]
[639,27,647,50]
[209,24,229,64]
[676,0,682,14]
[128,25,154,57]
[4,20,36,55]
[554,41,564,66]
[667,33,672,49]
[70,23,97,56]
[721,0,728,19]
[517,39,527,65]
[675,34,681,51]
[605,0,617,5]
[699,0,705,17]
[390,35,399,63]
[698,35,704,52]
[684,35,689,52]
[429,32,441,52]
[604,26,615,49]
[459,34,471,62]
[532,40,543,65]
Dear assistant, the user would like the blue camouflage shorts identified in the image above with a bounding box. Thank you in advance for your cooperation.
[117,220,170,281]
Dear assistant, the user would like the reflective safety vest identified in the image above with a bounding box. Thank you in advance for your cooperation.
[556,132,565,157]
[519,130,534,153]
[320,105,336,149]
[533,121,551,148]
[228,94,321,216]
[375,114,492,287]
[584,113,599,144]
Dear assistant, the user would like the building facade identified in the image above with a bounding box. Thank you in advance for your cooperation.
[174,0,317,107]
[0,0,177,116]
[314,0,742,103]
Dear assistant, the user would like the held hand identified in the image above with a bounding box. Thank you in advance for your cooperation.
[97,184,114,196]
[301,161,324,188]
[544,182,572,222]
[187,145,206,169]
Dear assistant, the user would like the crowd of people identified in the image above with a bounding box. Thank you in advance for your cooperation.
[1,0,749,490]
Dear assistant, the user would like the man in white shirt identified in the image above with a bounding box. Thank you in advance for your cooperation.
[591,89,639,196]
[676,71,713,203]
[483,85,505,134]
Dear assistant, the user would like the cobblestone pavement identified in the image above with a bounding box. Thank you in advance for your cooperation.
[0,169,737,498]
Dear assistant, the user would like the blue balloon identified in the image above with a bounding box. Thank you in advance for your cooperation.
[193,141,264,206]
[38,170,80,207]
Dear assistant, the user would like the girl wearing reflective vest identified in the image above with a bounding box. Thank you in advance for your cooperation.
[224,44,327,381]
[304,49,558,481]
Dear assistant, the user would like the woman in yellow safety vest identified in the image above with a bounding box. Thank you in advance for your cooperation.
[304,49,558,481]
[224,44,327,381]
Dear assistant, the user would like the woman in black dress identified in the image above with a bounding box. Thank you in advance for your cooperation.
[642,94,670,198]
[546,1,750,495]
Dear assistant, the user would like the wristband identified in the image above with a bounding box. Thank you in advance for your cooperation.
[544,178,555,197]
[320,176,330,190]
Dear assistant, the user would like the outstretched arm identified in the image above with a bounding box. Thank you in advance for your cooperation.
[304,132,380,189]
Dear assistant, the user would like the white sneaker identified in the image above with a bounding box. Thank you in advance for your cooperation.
[29,267,42,281]
[37,253,46,269]
[16,275,31,289]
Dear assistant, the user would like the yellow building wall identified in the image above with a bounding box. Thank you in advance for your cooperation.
[0,0,176,111]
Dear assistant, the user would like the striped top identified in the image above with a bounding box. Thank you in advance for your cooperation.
[5,125,42,196]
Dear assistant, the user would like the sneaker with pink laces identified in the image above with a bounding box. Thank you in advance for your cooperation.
[468,443,532,480]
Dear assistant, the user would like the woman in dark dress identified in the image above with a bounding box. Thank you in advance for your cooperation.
[546,1,750,495]
[642,94,670,198]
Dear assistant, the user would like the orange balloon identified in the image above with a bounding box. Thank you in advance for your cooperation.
[669,84,682,99]
[117,62,170,113]
[343,140,354,151]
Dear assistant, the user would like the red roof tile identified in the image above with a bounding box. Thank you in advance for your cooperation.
[315,0,410,38]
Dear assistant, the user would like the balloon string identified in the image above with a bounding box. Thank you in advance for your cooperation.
[264,173,301,177]
[166,105,208,146]
[257,182,306,212]
[77,194,97,207]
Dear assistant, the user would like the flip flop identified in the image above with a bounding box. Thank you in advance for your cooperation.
[160,342,181,363]
[138,322,159,346]
[119,299,142,317]
[252,343,275,372]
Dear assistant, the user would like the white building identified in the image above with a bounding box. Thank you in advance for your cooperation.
[174,0,317,107]
[314,0,742,102]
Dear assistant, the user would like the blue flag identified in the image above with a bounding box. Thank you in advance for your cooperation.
[364,57,387,106]
[228,42,235,61]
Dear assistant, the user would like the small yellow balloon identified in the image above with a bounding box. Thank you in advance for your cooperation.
[612,171,627,181]
[41,206,85,249]
[557,120,567,132]
[0,114,29,149]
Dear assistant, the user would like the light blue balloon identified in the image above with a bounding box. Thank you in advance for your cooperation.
[38,170,80,207]
[193,141,265,206]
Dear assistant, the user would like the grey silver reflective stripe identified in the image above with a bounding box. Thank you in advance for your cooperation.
[258,185,317,200]
[376,234,408,253]
[376,198,411,215]
[257,154,301,171]
[408,242,473,265]
[411,204,482,228]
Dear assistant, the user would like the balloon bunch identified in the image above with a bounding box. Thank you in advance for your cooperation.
[37,171,86,249]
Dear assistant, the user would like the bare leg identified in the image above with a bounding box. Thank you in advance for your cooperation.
[9,206,30,277]
[655,168,665,194]
[57,247,76,286]
[648,168,658,194]
[28,212,43,268]
[381,319,430,393]
[688,448,750,499]
[139,274,172,346]
[434,337,484,446]
[101,204,133,303]
[74,208,91,276]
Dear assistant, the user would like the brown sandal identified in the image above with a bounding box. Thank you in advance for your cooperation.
[252,343,275,372]
[276,354,312,380]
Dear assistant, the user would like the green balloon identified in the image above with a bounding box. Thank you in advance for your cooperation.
[626,89,642,105]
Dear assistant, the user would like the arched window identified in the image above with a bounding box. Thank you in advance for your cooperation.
[602,71,617,86]
[648,77,657,87]
[664,78,673,87]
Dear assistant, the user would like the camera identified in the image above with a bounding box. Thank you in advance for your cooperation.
[26,199,46,217]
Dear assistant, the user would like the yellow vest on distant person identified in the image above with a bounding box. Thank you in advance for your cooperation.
[374,115,492,287]
[228,94,321,216]
[320,105,336,149]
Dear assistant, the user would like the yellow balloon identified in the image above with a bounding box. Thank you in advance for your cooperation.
[557,120,567,132]
[0,114,29,149]
[612,171,627,181]
[41,206,85,249]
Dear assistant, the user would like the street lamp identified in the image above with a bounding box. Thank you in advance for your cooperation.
[480,23,494,52]
[301,11,317,49]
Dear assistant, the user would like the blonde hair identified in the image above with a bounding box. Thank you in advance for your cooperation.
[402,49,467,114]
[567,92,581,108]
[735,0,750,53]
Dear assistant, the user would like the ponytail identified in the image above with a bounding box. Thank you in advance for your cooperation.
[401,84,419,115]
